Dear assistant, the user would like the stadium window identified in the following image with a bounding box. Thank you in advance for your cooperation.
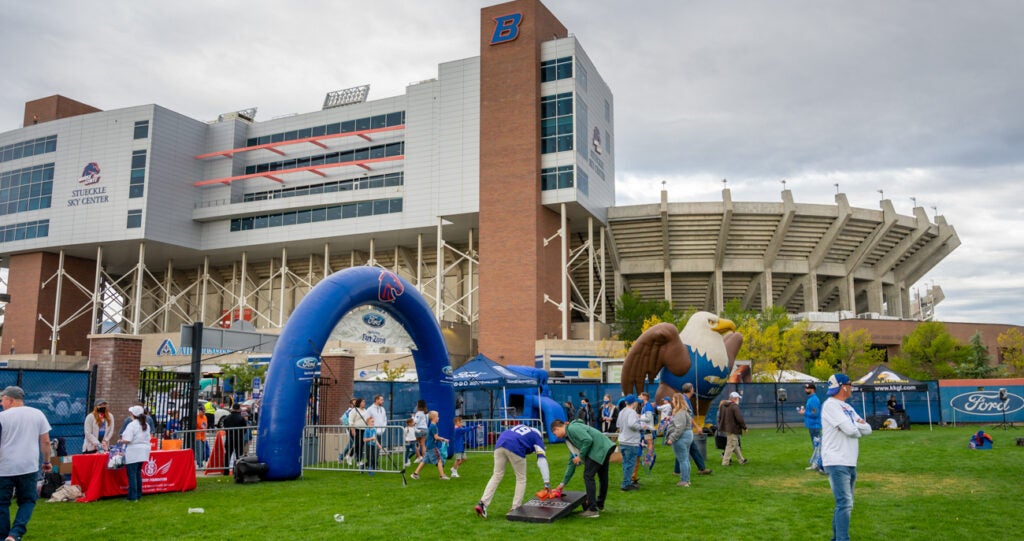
[127,209,142,229]
[133,120,149,139]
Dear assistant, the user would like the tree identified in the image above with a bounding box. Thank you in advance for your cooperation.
[612,291,673,344]
[894,321,965,379]
[817,329,886,377]
[737,315,817,377]
[955,332,996,379]
[219,362,268,395]
[997,328,1024,376]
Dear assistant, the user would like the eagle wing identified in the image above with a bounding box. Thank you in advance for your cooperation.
[621,322,691,396]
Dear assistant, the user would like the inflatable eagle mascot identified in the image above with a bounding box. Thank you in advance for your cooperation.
[621,311,745,416]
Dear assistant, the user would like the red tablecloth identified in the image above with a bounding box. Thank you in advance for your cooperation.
[72,449,197,502]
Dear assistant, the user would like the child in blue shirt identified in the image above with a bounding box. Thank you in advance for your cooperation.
[362,417,382,475]
[449,416,477,478]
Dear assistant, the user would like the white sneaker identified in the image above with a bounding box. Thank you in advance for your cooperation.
[405,460,411,468]
[450,469,459,478]
[345,456,353,466]
[415,457,422,463]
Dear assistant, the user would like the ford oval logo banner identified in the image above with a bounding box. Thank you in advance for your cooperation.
[362,313,386,328]
[293,356,320,382]
[949,391,1024,416]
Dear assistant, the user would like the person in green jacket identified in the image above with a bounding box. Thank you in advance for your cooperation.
[550,419,615,518]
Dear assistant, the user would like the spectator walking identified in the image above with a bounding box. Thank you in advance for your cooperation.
[550,419,615,518]
[348,398,369,465]
[473,424,551,518]
[339,398,357,465]
[411,411,448,480]
[413,400,428,461]
[117,405,150,502]
[665,393,694,487]
[0,386,52,540]
[797,383,823,472]
[82,398,114,454]
[449,417,476,478]
[681,383,712,475]
[821,374,872,541]
[718,391,747,466]
[403,418,418,468]
[616,395,643,491]
[221,403,248,473]
[194,409,208,467]
[367,394,388,450]
[362,418,382,475]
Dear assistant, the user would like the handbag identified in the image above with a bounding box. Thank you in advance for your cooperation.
[106,445,126,469]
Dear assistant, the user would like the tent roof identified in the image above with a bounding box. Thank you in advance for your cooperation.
[752,370,821,383]
[451,354,539,389]
[852,364,928,392]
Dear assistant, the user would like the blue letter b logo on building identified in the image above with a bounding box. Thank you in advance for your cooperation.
[491,13,522,44]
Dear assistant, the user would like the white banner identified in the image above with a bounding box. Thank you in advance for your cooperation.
[330,306,415,350]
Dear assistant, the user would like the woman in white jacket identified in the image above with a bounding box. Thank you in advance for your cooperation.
[82,398,114,453]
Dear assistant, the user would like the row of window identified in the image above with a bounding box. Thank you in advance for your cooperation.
[541,165,574,191]
[1,135,57,164]
[0,163,54,216]
[245,112,405,148]
[243,142,404,175]
[230,198,403,232]
[0,219,48,243]
[541,57,572,83]
[243,172,403,202]
[541,93,574,154]
[129,150,146,198]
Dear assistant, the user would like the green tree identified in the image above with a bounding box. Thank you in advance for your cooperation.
[955,332,996,378]
[612,291,673,344]
[894,321,965,379]
[737,314,816,377]
[818,329,886,377]
[997,328,1024,376]
[219,362,268,395]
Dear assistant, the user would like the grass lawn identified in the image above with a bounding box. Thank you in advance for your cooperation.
[30,425,1021,540]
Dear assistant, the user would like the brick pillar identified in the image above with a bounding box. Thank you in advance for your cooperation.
[88,334,143,422]
[319,355,354,425]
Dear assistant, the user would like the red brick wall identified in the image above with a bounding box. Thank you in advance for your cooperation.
[478,0,568,366]
[320,355,355,425]
[841,319,1024,364]
[23,95,101,126]
[88,335,143,422]
[3,251,96,355]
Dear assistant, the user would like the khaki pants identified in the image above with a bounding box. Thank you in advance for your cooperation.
[480,447,528,509]
[722,433,745,465]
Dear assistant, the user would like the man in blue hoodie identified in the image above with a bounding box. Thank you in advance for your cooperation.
[797,383,823,472]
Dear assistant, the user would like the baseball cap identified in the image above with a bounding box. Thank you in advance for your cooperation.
[826,374,851,396]
[623,394,637,404]
[804,383,816,390]
[662,397,671,402]
[95,398,108,406]
[0,386,25,400]
[729,391,742,400]
[128,405,144,416]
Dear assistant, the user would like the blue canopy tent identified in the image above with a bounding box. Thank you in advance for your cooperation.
[451,354,539,420]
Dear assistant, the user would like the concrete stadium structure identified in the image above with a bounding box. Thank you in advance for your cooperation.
[0,0,959,376]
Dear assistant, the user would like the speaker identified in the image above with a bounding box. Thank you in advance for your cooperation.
[777,387,788,402]
[999,388,1008,402]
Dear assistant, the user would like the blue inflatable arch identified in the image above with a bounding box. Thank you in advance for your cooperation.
[257,266,454,480]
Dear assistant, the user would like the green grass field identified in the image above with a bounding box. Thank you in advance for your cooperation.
[30,425,1022,540]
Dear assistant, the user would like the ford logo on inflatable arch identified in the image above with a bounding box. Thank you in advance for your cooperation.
[949,391,1024,416]
[362,313,386,328]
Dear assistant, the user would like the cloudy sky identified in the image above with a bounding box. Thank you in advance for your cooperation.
[2,1,1022,325]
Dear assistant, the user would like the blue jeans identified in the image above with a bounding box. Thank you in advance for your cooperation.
[0,471,40,539]
[688,436,707,471]
[825,465,857,541]
[126,462,143,501]
[619,444,639,488]
[808,428,821,465]
[672,430,693,483]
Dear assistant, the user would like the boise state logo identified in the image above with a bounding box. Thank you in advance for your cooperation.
[79,162,101,185]
[378,270,404,303]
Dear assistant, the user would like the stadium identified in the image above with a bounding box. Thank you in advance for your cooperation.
[0,0,959,378]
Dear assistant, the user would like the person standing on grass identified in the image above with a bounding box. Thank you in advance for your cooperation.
[367,394,388,451]
[118,405,150,502]
[0,386,52,541]
[411,411,448,480]
[664,393,694,487]
[821,374,872,541]
[413,400,429,462]
[600,395,617,433]
[550,419,614,518]
[797,382,823,472]
[474,424,551,519]
[680,383,712,475]
[718,392,747,466]
[362,417,382,476]
[449,416,476,478]
[616,395,643,491]
[403,418,418,468]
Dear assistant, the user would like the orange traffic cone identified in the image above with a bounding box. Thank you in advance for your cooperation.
[205,431,226,475]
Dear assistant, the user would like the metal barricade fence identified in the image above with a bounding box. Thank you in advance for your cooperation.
[302,424,409,474]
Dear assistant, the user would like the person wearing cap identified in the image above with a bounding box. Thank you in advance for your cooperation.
[221,403,249,474]
[117,405,151,502]
[615,394,643,491]
[82,398,114,454]
[717,391,748,466]
[0,386,52,540]
[821,374,872,541]
[797,383,823,472]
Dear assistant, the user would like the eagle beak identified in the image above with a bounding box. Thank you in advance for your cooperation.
[711,318,736,334]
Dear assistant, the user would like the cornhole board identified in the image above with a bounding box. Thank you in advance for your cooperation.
[506,491,587,523]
